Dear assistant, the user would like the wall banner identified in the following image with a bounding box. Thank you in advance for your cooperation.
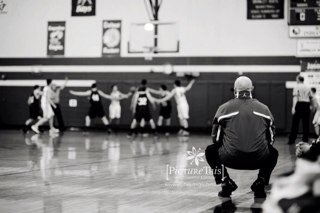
[0,0,9,14]
[247,0,284,19]
[72,0,96,16]
[102,20,121,57]
[47,21,66,56]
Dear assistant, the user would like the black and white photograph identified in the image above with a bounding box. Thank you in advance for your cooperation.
[0,0,320,212]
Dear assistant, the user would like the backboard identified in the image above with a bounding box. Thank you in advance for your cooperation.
[128,21,179,54]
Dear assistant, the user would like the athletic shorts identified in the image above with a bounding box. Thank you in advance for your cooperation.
[29,105,42,119]
[135,107,152,122]
[159,106,172,119]
[177,103,189,119]
[109,104,121,119]
[87,104,105,119]
[41,101,54,119]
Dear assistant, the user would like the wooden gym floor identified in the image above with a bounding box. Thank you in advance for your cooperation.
[0,130,297,213]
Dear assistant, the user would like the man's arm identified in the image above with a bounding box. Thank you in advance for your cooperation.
[184,79,195,92]
[292,87,298,115]
[69,90,91,96]
[211,107,223,145]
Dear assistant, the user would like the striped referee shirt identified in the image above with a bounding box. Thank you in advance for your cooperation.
[293,83,311,103]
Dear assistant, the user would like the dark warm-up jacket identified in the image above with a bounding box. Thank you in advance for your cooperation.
[211,92,275,168]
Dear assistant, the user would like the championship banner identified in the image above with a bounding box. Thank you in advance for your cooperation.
[247,0,284,19]
[102,20,121,57]
[47,21,66,56]
[72,0,95,16]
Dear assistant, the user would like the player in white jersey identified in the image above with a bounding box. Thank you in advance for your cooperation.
[108,85,132,129]
[31,79,59,135]
[155,79,195,136]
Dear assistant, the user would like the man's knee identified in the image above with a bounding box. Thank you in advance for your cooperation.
[205,144,219,163]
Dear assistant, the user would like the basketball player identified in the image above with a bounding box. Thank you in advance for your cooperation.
[310,88,320,136]
[50,77,68,132]
[155,79,195,136]
[128,79,157,137]
[23,85,42,133]
[288,75,312,144]
[149,85,172,136]
[69,83,111,131]
[108,84,132,127]
[31,79,59,135]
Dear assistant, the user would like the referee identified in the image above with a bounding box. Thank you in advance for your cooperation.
[288,75,311,145]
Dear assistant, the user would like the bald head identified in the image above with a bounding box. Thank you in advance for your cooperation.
[234,76,253,92]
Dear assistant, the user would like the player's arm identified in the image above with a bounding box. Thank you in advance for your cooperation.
[184,79,195,92]
[146,90,156,110]
[60,76,68,90]
[98,90,112,100]
[131,92,138,114]
[27,96,32,105]
[157,89,175,103]
[69,90,91,96]
[118,91,132,100]
[148,87,162,96]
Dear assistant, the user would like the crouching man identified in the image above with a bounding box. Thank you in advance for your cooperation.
[205,76,278,198]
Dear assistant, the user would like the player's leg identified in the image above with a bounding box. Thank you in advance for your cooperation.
[31,117,48,134]
[49,116,59,134]
[85,115,91,127]
[288,105,301,144]
[164,118,171,136]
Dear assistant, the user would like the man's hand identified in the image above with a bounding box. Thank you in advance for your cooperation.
[292,107,295,115]
[296,142,311,157]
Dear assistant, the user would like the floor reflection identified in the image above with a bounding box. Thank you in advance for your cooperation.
[212,198,265,213]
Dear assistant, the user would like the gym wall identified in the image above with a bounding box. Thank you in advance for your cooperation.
[0,0,305,133]
[0,0,295,57]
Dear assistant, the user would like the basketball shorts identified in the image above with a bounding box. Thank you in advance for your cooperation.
[87,104,105,119]
[177,103,189,119]
[109,104,121,119]
[159,106,172,119]
[29,105,42,119]
[135,107,152,122]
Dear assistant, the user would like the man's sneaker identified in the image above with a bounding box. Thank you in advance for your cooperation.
[31,125,40,134]
[251,177,267,198]
[218,177,238,198]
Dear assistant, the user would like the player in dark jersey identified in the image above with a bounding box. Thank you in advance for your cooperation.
[23,85,43,133]
[128,79,157,137]
[149,85,172,136]
[70,83,112,131]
